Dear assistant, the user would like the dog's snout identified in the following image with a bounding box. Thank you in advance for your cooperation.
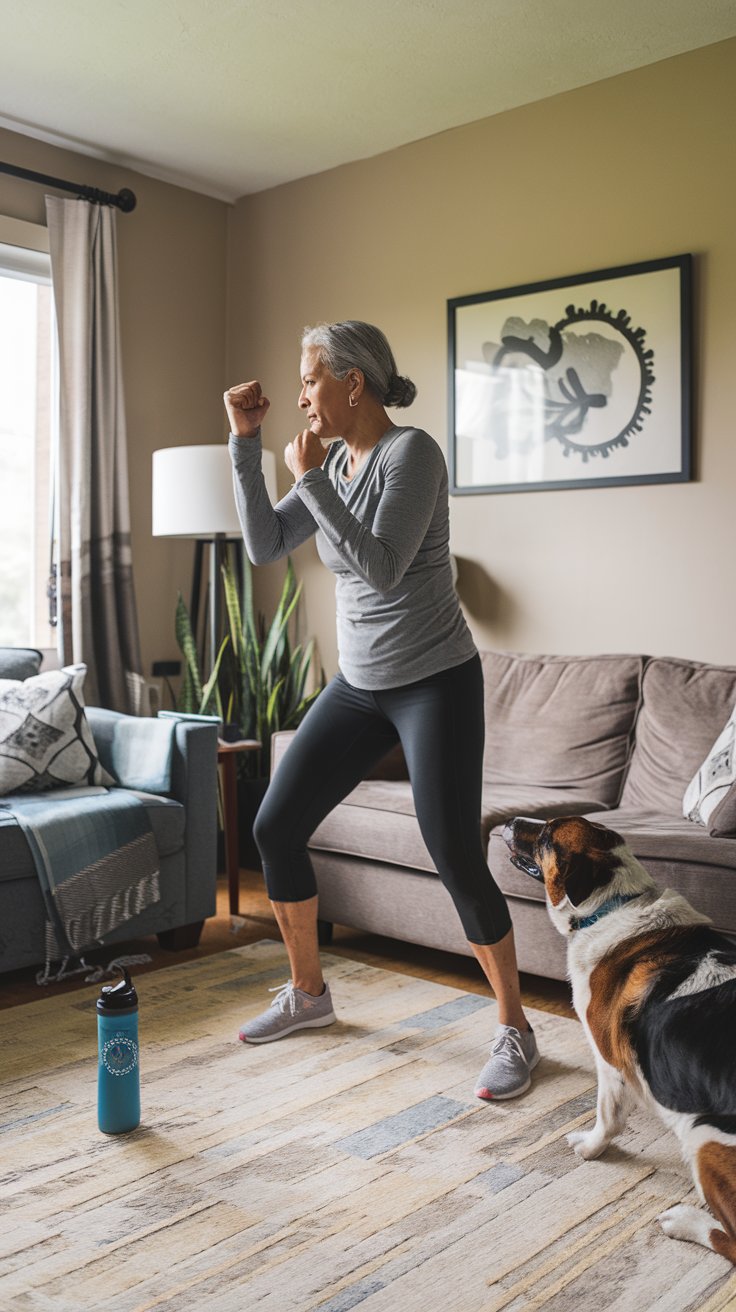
[504,817,545,849]
[503,817,546,881]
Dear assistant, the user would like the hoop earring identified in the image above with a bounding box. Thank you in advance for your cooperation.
[348,394,358,408]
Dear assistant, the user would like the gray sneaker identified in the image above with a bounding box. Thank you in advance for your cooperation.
[475,1024,540,1100]
[238,980,336,1044]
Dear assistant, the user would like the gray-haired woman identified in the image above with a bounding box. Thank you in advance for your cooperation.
[224,320,539,1100]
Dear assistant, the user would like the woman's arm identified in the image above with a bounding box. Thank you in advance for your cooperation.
[294,429,444,593]
[229,433,316,564]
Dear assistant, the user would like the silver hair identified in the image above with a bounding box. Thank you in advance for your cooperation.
[301,320,417,408]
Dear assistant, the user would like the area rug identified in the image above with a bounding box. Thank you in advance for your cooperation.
[1,941,735,1312]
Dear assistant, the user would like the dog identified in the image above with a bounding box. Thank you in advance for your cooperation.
[503,814,736,1264]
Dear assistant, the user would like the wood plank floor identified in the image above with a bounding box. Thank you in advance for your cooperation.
[4,945,732,1311]
[0,869,576,1020]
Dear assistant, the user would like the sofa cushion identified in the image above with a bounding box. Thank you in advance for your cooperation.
[0,664,114,795]
[481,652,644,808]
[0,790,185,883]
[0,647,43,680]
[310,781,431,872]
[308,779,608,875]
[583,807,736,869]
[621,658,736,816]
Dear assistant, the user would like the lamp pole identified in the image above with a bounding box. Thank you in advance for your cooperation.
[209,533,225,677]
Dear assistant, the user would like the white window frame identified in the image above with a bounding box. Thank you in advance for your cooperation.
[0,215,58,662]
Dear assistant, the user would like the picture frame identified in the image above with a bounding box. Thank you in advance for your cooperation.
[447,254,692,495]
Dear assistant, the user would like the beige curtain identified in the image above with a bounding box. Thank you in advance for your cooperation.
[46,196,143,713]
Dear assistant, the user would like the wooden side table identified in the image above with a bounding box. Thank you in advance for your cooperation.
[217,738,262,914]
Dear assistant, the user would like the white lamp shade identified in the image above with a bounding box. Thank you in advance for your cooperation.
[152,444,278,538]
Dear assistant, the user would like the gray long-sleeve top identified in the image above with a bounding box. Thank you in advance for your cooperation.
[229,425,476,690]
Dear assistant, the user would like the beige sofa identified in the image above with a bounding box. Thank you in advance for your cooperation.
[271,652,736,981]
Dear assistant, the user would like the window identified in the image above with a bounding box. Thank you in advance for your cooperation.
[0,218,57,651]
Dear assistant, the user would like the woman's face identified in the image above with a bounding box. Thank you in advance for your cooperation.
[298,347,353,442]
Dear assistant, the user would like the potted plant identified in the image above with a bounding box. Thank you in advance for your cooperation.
[175,549,324,866]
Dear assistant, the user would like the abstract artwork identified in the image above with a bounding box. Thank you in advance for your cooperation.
[448,255,692,493]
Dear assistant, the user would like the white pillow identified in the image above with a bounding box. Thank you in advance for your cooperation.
[0,664,114,796]
[683,699,736,828]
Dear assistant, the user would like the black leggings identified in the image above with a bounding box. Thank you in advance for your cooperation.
[253,653,512,946]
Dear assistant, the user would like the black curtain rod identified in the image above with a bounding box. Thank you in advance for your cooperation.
[0,161,136,212]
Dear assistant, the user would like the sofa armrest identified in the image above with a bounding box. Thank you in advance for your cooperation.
[271,730,297,776]
[87,707,174,793]
[87,706,218,805]
[169,719,219,922]
[87,707,219,924]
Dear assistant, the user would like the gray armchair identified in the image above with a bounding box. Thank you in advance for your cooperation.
[0,650,218,975]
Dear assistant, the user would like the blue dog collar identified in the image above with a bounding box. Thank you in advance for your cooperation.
[570,892,642,932]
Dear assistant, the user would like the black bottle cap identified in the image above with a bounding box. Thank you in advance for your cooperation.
[96,964,139,1014]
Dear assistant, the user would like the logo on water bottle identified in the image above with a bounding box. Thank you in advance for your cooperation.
[102,1033,139,1076]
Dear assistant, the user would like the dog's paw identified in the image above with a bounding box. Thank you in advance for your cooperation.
[566,1129,607,1160]
[657,1204,715,1248]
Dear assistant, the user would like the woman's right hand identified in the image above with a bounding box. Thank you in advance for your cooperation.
[224,381,271,438]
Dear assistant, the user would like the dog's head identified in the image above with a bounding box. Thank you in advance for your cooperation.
[503,815,635,934]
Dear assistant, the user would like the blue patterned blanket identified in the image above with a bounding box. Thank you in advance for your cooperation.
[4,787,160,967]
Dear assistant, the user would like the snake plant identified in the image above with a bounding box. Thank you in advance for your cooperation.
[175,550,323,775]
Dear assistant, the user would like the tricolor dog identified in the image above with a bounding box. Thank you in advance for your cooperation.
[504,815,736,1265]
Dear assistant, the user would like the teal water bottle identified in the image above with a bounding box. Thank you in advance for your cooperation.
[97,965,141,1134]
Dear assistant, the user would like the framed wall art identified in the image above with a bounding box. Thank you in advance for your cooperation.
[447,254,692,494]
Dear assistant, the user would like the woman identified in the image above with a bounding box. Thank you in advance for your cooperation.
[224,320,539,1100]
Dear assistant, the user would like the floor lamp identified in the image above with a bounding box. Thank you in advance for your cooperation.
[152,443,278,677]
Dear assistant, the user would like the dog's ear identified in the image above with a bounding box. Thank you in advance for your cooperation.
[543,817,621,907]
[562,851,614,908]
[588,821,624,851]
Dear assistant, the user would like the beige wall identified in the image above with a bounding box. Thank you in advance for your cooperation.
[2,37,735,688]
[0,127,229,679]
[227,38,736,675]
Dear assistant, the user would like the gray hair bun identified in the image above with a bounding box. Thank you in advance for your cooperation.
[383,373,417,408]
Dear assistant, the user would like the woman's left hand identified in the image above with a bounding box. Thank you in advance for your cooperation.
[285,428,326,480]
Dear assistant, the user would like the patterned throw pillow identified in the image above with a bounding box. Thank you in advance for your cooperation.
[0,664,114,796]
[683,700,736,837]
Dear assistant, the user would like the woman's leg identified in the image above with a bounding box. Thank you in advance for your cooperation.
[469,932,526,1031]
[245,674,398,1023]
[269,896,323,996]
[379,656,537,1094]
